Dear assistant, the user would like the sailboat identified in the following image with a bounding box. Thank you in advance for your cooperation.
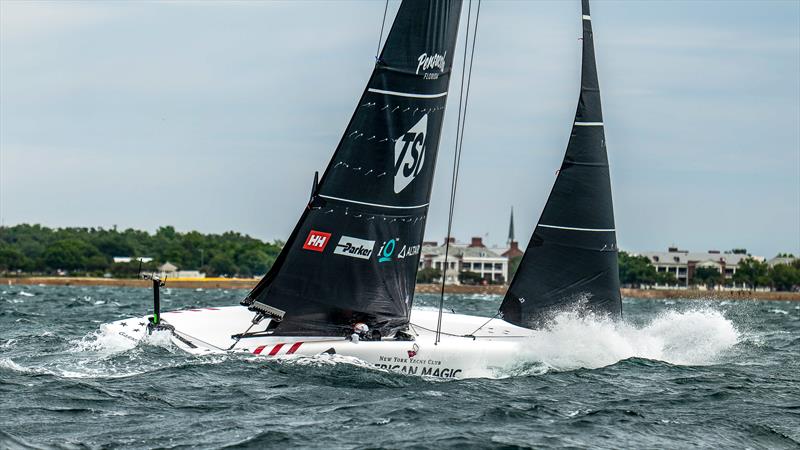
[104,0,621,379]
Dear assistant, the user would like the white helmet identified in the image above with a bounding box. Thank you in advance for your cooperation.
[353,322,369,334]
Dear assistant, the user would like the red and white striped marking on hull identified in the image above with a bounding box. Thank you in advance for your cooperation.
[252,342,304,356]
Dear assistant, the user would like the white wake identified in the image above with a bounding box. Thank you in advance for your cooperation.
[513,307,740,373]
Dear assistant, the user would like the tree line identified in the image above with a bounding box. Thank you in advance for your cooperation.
[618,251,800,291]
[417,251,800,292]
[2,225,798,291]
[0,224,282,278]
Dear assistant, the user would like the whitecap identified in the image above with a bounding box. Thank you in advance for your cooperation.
[18,291,35,297]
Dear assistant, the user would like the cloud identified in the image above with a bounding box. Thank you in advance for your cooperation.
[0,0,798,258]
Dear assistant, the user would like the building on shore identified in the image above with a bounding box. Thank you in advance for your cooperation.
[767,256,798,267]
[420,237,508,285]
[157,262,205,279]
[636,247,764,288]
[112,256,153,264]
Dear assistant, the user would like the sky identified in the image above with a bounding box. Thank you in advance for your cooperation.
[1,0,798,258]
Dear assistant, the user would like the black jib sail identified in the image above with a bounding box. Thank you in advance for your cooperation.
[499,0,621,328]
[243,1,463,336]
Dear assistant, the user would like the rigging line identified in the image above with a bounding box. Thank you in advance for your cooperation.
[436,0,472,345]
[453,0,482,216]
[436,0,482,345]
[466,310,500,337]
[374,0,390,61]
[412,322,528,339]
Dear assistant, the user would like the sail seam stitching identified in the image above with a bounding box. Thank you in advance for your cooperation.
[367,88,447,99]
[319,194,428,209]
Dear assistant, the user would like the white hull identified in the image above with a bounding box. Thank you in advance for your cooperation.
[104,306,534,379]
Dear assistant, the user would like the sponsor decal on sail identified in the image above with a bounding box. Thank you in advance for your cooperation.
[333,236,375,260]
[416,51,446,79]
[302,230,331,252]
[378,239,397,263]
[377,238,421,263]
[394,114,427,193]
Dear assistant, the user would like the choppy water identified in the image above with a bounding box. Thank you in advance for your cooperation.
[1,285,798,449]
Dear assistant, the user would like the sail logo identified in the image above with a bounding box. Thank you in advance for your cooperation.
[394,114,427,193]
[302,230,331,252]
[333,236,375,260]
[377,239,420,263]
[416,52,446,77]
[378,239,397,263]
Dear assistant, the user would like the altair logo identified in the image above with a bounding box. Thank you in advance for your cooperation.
[394,114,427,193]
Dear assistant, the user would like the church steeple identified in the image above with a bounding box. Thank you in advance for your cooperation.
[507,207,515,245]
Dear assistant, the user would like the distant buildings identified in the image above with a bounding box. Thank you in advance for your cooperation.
[112,256,153,264]
[636,247,765,287]
[157,262,205,279]
[420,237,508,285]
[767,256,798,267]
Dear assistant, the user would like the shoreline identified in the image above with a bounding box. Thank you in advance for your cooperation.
[2,277,799,301]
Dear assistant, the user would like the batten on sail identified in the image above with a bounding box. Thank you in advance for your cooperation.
[500,0,622,328]
[243,1,464,337]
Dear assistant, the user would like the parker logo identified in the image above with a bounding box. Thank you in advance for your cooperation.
[394,114,427,193]
[333,236,375,260]
[416,52,446,75]
[302,230,331,252]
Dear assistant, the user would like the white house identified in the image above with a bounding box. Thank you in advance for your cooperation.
[419,237,508,284]
[636,247,764,287]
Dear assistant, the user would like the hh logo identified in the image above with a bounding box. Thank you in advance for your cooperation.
[394,114,427,193]
[302,230,331,252]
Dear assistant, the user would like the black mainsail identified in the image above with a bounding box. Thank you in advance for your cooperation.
[244,1,463,336]
[499,0,621,328]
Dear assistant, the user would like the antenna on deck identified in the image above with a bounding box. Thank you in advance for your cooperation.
[141,270,170,334]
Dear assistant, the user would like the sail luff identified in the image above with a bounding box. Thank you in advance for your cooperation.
[499,0,621,328]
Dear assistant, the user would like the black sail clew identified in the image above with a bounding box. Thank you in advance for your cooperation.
[500,0,621,328]
[244,0,463,336]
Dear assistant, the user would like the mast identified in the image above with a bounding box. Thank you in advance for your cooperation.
[243,1,463,336]
[499,0,621,328]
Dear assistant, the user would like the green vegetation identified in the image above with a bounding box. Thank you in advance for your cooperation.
[732,258,771,289]
[2,224,798,291]
[0,224,282,278]
[732,257,800,291]
[692,266,722,288]
[507,255,523,281]
[458,270,485,285]
[617,251,800,292]
[416,267,441,283]
[618,251,677,287]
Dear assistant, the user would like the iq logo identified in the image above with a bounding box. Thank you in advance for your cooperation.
[302,230,331,252]
[378,239,397,263]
